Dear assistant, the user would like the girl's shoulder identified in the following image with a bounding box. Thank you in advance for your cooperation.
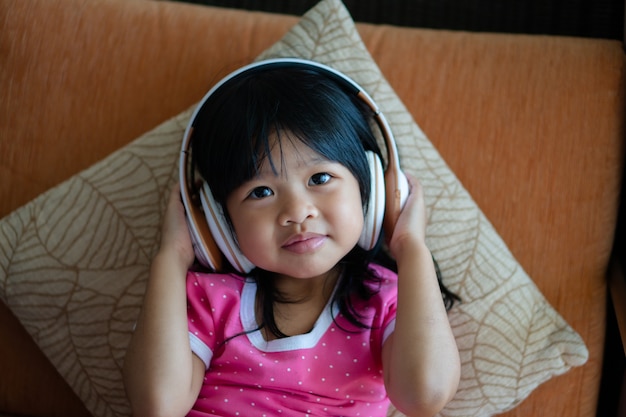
[363,263,398,307]
[368,263,398,285]
[186,269,249,293]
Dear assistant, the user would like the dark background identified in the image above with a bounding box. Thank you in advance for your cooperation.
[176,0,624,40]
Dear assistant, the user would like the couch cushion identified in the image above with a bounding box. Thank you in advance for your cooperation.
[5,0,620,412]
[0,0,297,220]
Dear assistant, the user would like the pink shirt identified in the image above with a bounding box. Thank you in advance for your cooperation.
[186,264,397,417]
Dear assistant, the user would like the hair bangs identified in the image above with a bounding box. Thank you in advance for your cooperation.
[192,66,382,216]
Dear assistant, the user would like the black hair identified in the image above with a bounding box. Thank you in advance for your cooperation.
[191,64,458,339]
[192,66,379,213]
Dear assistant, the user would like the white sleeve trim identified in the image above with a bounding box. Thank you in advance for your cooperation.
[189,332,213,370]
[382,318,396,345]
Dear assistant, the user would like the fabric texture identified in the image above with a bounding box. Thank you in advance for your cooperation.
[0,0,589,416]
[186,265,397,416]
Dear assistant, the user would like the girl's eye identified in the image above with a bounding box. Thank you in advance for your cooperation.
[309,172,332,186]
[248,186,273,200]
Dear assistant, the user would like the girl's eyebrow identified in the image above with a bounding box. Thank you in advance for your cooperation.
[257,153,333,173]
[290,157,338,172]
[307,156,334,164]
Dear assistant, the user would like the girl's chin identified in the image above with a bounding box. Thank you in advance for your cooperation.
[262,261,342,281]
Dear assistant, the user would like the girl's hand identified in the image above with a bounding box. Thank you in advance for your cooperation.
[158,183,195,269]
[387,174,427,260]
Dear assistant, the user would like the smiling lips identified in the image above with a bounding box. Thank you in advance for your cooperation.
[282,233,327,254]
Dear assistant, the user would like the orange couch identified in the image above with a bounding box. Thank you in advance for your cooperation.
[0,0,624,416]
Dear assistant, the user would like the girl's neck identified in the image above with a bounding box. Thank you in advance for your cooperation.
[273,267,340,302]
[256,266,341,340]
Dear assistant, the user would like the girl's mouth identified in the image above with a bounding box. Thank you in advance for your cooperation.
[282,233,327,254]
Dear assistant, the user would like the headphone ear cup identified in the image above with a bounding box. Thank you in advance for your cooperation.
[358,151,386,250]
[199,183,256,273]
[183,196,223,271]
[383,164,409,240]
[179,161,223,271]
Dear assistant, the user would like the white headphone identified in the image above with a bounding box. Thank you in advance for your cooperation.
[179,58,408,273]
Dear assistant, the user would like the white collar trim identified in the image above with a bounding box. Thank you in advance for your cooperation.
[240,280,338,352]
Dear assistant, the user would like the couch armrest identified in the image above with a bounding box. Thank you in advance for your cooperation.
[609,257,626,355]
[605,254,626,416]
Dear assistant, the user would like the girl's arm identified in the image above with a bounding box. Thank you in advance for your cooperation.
[123,185,205,417]
[382,175,461,417]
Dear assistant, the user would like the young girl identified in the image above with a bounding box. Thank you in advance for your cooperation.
[123,60,460,417]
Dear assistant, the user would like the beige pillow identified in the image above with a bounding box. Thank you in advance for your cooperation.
[0,0,588,416]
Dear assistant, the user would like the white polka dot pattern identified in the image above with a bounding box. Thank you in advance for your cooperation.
[186,265,397,416]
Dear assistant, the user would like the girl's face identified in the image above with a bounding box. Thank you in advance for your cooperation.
[226,132,364,280]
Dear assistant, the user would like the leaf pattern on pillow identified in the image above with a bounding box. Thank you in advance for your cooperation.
[0,1,587,417]
[0,110,191,417]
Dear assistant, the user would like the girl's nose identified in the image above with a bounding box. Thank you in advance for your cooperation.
[278,194,319,226]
